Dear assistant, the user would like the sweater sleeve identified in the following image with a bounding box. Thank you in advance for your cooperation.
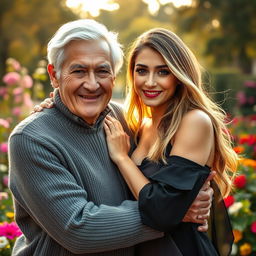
[8,133,162,254]
[138,155,210,232]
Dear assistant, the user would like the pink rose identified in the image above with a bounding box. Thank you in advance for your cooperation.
[244,80,256,88]
[3,175,9,187]
[0,143,8,153]
[236,91,247,105]
[13,87,23,95]
[251,222,256,233]
[0,222,22,240]
[21,75,33,88]
[0,86,7,96]
[3,72,21,85]
[0,119,10,128]
[12,107,21,116]
[23,93,33,108]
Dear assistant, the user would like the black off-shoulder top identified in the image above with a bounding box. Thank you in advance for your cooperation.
[135,144,233,256]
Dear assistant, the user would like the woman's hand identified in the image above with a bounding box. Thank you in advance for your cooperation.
[104,115,130,164]
[31,92,54,113]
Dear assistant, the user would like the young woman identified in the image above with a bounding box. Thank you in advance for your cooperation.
[103,28,238,255]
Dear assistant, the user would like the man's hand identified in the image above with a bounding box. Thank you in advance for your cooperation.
[183,171,215,232]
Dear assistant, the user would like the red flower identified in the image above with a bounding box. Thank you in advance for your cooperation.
[224,195,235,208]
[239,135,256,145]
[0,222,22,240]
[234,175,247,189]
[251,222,256,233]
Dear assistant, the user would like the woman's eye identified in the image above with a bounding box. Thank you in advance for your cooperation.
[158,69,171,76]
[135,68,147,75]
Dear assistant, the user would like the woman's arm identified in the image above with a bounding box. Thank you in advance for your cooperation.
[104,110,214,198]
[104,114,214,231]
[104,115,149,198]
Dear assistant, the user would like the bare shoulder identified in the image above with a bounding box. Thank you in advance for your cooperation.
[171,109,214,165]
[181,109,212,129]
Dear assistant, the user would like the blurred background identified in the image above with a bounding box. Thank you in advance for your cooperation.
[0,0,256,114]
[0,1,256,255]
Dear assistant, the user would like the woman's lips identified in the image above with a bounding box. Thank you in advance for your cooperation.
[143,90,162,98]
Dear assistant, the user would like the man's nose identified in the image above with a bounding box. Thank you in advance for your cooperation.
[83,72,100,91]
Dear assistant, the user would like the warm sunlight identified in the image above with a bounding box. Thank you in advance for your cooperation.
[143,0,192,14]
[66,0,119,17]
[66,0,192,16]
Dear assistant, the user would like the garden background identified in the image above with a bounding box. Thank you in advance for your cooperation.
[0,0,256,255]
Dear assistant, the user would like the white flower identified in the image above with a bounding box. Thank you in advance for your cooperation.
[0,164,7,172]
[0,236,9,248]
[0,192,8,200]
[231,243,238,255]
[228,202,243,214]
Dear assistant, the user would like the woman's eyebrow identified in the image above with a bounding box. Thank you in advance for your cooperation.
[135,64,168,69]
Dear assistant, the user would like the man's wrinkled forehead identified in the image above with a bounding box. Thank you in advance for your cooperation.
[63,39,114,69]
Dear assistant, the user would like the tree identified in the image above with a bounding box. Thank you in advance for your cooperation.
[176,0,256,74]
[0,0,77,77]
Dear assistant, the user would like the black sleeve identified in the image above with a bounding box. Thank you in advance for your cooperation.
[208,181,234,256]
[138,155,210,232]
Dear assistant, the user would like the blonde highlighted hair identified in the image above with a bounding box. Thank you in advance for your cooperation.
[125,28,238,197]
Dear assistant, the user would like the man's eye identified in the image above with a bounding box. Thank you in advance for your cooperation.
[135,68,147,75]
[72,70,85,74]
[99,69,110,74]
[158,69,171,76]
[97,70,111,78]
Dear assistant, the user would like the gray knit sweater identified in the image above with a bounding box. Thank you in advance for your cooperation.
[8,92,162,256]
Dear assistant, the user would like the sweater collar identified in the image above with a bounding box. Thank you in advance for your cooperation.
[53,90,111,129]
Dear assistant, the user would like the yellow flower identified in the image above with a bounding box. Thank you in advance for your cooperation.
[239,158,256,168]
[5,211,14,218]
[240,243,252,256]
[233,229,243,243]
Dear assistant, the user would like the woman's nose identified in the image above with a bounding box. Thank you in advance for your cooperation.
[145,73,157,87]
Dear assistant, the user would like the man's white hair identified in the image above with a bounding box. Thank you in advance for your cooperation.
[47,19,123,78]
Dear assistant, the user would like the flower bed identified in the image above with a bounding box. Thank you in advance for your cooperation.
[0,58,255,255]
[225,115,256,256]
[0,58,47,255]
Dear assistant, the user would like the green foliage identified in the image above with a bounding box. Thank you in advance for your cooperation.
[208,70,243,115]
[177,0,256,73]
[0,0,77,78]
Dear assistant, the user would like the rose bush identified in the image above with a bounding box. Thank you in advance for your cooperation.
[0,58,255,255]
[0,58,47,255]
[226,115,256,256]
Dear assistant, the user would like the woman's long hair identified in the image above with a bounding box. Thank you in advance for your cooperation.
[125,28,238,197]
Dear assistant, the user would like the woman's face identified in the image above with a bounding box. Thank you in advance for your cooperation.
[133,47,178,111]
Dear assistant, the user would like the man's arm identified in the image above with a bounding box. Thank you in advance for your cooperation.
[8,133,162,254]
[183,173,215,231]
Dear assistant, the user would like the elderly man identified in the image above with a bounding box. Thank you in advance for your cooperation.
[8,19,212,256]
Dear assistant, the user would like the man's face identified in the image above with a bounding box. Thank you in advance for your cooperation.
[48,39,115,124]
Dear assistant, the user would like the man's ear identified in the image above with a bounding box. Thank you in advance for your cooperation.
[47,64,59,88]
[112,75,116,85]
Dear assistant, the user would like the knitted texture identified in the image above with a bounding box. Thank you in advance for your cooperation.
[8,92,161,256]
